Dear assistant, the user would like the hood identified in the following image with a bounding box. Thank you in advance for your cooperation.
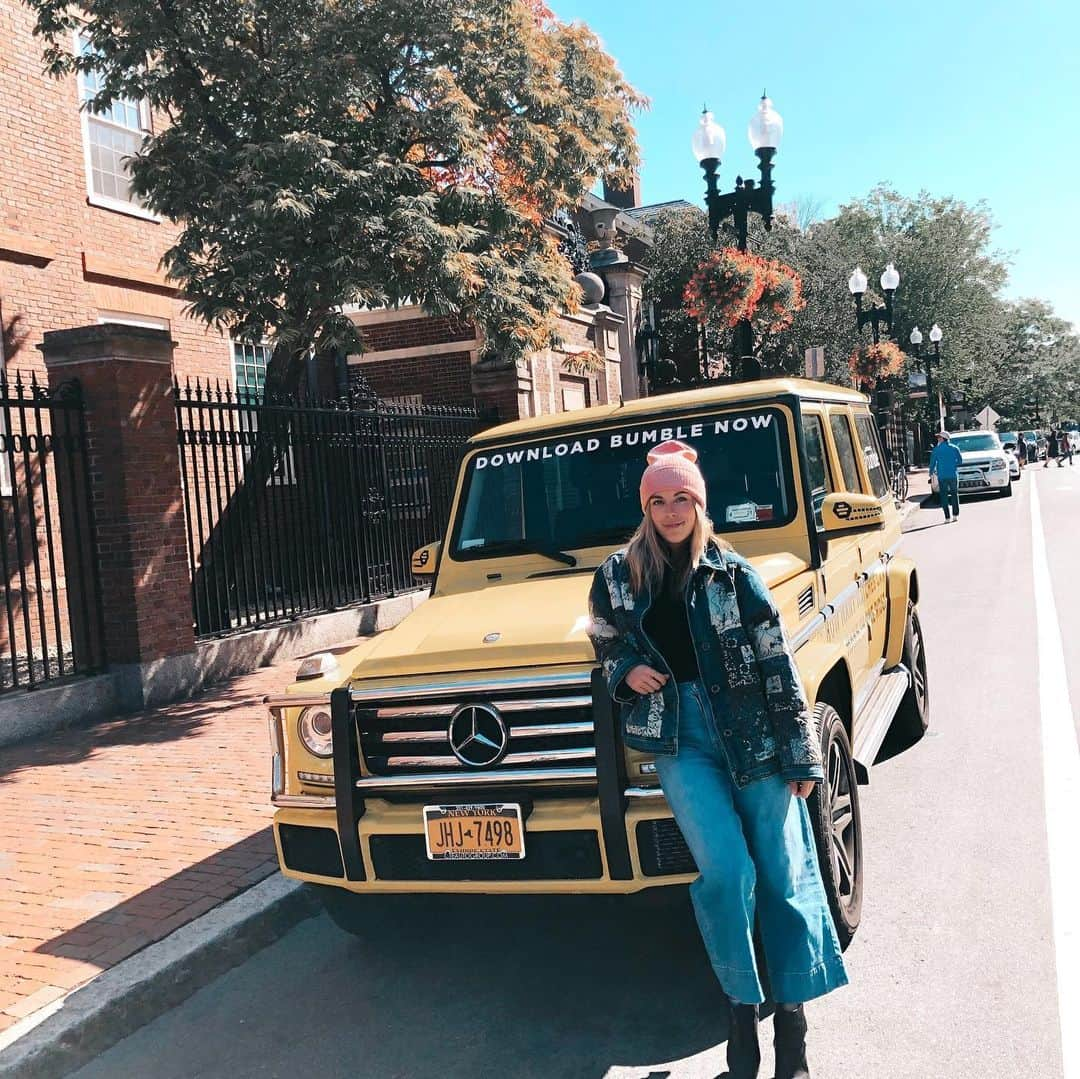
[348,551,808,682]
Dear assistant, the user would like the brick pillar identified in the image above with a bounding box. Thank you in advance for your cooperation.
[40,324,195,708]
[600,262,648,402]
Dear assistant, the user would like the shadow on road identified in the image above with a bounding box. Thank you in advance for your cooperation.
[312,889,732,1077]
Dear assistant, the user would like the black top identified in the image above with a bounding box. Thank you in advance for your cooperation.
[643,558,700,683]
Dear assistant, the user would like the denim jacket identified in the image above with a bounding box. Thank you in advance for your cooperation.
[587,542,822,789]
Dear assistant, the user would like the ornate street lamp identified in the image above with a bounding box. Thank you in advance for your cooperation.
[692,94,784,380]
[909,322,943,416]
[848,263,900,343]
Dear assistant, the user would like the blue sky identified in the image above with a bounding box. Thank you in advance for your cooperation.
[551,0,1080,328]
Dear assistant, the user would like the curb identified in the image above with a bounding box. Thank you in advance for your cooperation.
[0,875,319,1079]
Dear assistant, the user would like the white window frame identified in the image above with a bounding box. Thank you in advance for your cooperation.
[74,30,159,222]
[228,339,296,486]
[96,310,170,331]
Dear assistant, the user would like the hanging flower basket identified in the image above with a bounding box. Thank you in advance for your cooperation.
[684,248,763,328]
[685,249,805,333]
[752,256,806,334]
[848,341,905,390]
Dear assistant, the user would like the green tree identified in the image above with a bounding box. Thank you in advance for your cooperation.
[26,0,644,393]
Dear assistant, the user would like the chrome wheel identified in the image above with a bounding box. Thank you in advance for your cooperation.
[808,703,863,949]
[827,735,858,908]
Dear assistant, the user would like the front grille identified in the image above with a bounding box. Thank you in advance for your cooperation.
[278,824,348,879]
[637,818,697,877]
[355,680,596,782]
[369,830,603,881]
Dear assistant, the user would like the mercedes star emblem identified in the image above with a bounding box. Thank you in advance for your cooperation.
[447,704,509,768]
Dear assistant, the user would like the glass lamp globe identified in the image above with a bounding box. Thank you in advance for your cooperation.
[910,326,923,346]
[848,267,868,296]
[692,110,727,163]
[748,95,784,152]
[880,262,900,291]
[929,323,943,343]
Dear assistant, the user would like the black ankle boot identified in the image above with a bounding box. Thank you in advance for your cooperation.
[773,1004,810,1079]
[726,1001,761,1079]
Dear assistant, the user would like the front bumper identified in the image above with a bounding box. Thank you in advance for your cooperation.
[933,469,1009,494]
[268,673,696,893]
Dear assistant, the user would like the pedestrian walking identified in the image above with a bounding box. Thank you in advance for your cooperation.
[929,431,963,522]
[1045,430,1058,468]
[587,441,847,1079]
[1057,430,1072,467]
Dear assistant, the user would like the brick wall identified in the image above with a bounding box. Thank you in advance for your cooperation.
[360,316,474,355]
[355,351,475,407]
[0,2,231,386]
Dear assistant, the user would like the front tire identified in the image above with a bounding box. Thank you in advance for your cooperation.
[1002,480,1013,497]
[807,703,863,951]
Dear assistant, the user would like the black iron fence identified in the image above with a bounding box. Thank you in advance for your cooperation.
[0,372,106,692]
[175,380,489,639]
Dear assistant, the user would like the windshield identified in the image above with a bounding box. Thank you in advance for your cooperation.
[999,432,1018,444]
[451,406,796,558]
[950,434,1001,453]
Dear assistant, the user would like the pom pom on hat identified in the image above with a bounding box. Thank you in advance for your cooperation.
[639,439,707,511]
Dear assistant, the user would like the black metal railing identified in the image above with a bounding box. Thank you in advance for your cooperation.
[0,371,106,692]
[175,379,490,639]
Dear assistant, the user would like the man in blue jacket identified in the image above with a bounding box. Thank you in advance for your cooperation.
[930,431,963,523]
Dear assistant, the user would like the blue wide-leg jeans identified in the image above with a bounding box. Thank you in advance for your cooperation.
[653,680,849,1005]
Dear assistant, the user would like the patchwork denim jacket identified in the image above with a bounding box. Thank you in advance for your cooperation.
[587,542,822,789]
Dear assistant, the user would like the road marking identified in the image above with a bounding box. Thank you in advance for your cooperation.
[1030,477,1080,1079]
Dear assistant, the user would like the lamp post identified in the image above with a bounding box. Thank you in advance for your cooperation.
[848,263,900,343]
[908,323,943,450]
[692,94,784,381]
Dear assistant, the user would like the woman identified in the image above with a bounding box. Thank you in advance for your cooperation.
[587,440,847,1079]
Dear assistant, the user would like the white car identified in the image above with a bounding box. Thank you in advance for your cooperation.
[930,431,1013,498]
[1002,444,1022,480]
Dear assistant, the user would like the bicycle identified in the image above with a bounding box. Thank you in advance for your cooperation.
[890,454,909,502]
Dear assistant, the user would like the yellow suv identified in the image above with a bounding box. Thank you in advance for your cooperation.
[266,379,929,947]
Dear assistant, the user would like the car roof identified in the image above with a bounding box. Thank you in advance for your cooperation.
[469,378,867,446]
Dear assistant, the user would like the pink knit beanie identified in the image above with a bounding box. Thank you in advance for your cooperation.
[639,440,707,511]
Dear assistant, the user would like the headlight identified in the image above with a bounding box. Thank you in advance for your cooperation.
[991,459,1006,470]
[297,707,333,758]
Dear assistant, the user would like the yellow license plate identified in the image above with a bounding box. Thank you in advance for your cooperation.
[423,803,525,861]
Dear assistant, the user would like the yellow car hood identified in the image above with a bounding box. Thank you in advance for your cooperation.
[348,552,809,683]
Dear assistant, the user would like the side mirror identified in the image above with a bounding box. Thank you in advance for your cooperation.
[820,492,885,534]
[411,540,442,577]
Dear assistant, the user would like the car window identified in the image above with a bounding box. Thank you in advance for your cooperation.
[801,415,832,530]
[451,406,797,557]
[854,414,890,499]
[829,413,864,493]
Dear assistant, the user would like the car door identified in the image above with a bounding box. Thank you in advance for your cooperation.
[820,408,872,690]
[851,411,895,666]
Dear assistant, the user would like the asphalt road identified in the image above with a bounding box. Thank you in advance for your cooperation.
[73,467,1078,1079]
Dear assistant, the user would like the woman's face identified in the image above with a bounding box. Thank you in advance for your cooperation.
[647,489,696,547]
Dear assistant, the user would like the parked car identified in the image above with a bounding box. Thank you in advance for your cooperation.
[1021,431,1047,460]
[931,430,1012,498]
[266,379,930,951]
[1068,432,1080,454]
[1002,444,1022,480]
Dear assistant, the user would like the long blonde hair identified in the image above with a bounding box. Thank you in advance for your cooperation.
[625,502,731,597]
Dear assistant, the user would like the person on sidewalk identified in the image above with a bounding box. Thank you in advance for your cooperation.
[929,431,962,523]
[588,441,847,1079]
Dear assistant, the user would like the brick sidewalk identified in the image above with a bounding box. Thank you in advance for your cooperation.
[0,649,350,1035]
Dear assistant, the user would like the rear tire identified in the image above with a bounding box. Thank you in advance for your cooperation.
[807,703,863,951]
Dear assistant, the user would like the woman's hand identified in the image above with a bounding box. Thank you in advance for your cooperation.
[625,664,669,695]
[788,780,816,799]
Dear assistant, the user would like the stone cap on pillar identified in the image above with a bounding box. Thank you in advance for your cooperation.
[39,323,177,369]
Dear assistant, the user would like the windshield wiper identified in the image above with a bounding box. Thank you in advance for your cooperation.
[470,540,577,566]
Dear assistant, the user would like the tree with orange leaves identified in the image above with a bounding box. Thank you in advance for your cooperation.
[27,0,645,395]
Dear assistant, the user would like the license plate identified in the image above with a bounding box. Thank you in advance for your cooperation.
[423,803,525,861]
[960,480,982,488]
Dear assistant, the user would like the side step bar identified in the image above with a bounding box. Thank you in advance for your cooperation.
[851,665,911,784]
